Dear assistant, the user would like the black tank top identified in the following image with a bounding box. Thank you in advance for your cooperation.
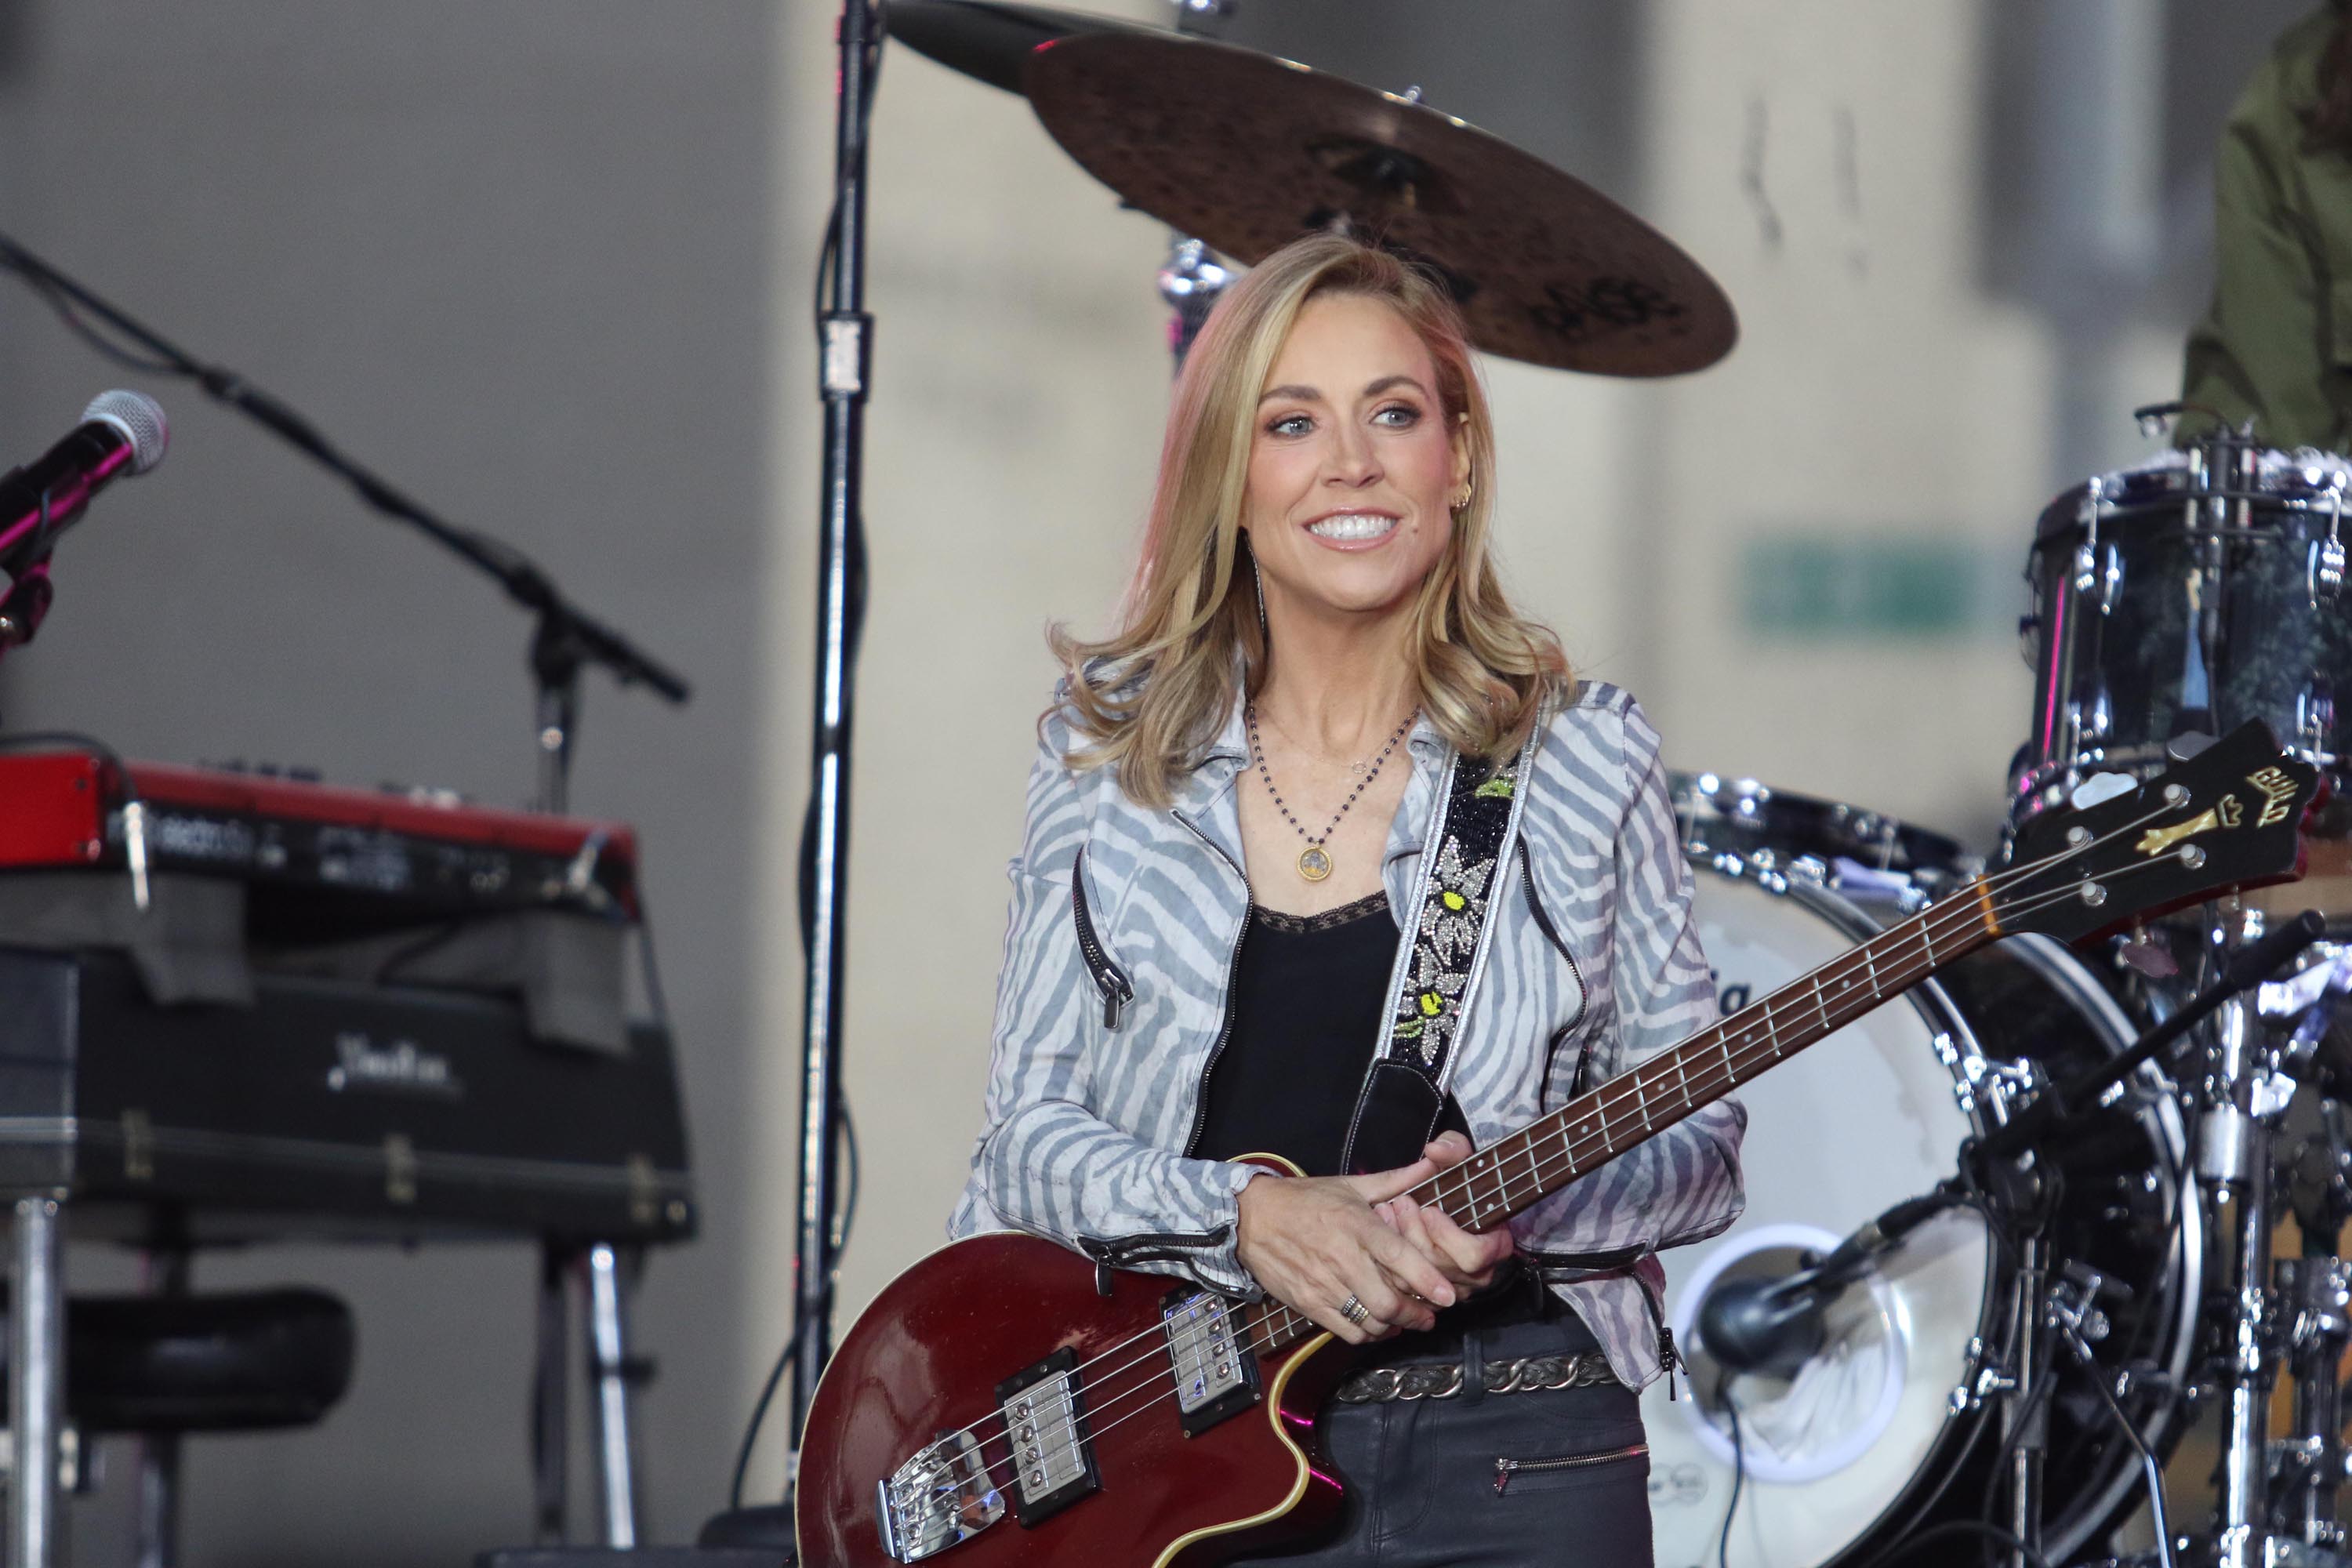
[1190,891,1396,1178]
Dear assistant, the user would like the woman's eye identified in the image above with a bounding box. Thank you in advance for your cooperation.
[1266,412,1312,437]
[1373,404,1421,428]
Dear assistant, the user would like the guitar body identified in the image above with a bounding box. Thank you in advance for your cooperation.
[797,1229,1357,1568]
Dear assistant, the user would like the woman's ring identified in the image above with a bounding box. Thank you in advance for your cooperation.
[1339,1294,1371,1327]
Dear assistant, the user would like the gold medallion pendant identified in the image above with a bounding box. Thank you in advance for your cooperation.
[1298,845,1333,881]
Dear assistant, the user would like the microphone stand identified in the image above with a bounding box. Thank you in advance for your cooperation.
[788,0,880,1467]
[0,229,691,813]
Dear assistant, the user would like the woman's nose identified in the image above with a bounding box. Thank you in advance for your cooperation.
[1326,426,1381,485]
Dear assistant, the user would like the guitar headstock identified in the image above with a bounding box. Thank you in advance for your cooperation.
[2003,723,2325,943]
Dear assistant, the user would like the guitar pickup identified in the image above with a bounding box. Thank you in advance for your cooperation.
[1163,1287,1260,1436]
[996,1346,1100,1527]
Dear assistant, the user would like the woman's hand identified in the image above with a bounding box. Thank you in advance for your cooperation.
[1236,1153,1460,1344]
[1376,1131,1515,1296]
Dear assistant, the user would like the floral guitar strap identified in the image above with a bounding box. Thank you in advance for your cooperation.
[1336,720,1540,1176]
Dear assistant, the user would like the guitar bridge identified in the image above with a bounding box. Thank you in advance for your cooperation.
[876,1428,1004,1563]
[1163,1287,1259,1436]
[996,1345,1101,1526]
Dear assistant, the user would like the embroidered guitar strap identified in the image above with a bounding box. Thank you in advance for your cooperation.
[1338,724,1538,1175]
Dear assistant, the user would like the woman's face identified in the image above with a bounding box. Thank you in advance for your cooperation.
[1241,292,1468,629]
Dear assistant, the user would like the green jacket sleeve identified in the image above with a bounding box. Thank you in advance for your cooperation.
[2181,5,2352,453]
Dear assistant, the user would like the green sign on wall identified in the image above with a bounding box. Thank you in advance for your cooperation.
[1740,534,2011,641]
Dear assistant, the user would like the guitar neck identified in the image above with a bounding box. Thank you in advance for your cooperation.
[1250,877,2004,1358]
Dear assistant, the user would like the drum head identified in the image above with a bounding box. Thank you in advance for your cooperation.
[1644,873,1991,1568]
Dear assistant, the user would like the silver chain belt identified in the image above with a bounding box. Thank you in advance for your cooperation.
[1331,1349,1617,1405]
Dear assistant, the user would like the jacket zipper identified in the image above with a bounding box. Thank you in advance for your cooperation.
[1520,841,1590,1105]
[1071,845,1135,1029]
[1492,1443,1647,1495]
[1174,811,1252,1160]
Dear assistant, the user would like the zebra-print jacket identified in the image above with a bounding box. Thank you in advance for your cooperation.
[946,678,1746,1388]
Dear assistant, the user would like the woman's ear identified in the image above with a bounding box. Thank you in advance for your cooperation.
[1450,415,1472,496]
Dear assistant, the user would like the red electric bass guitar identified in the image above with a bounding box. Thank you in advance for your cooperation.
[798,727,2322,1568]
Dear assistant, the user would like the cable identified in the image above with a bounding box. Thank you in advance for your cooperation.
[1715,1392,1744,1568]
[4,266,179,374]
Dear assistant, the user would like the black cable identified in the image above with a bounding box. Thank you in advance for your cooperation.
[1856,1519,2053,1568]
[834,1102,860,1255]
[728,1331,796,1513]
[1715,1392,1744,1568]
[6,266,178,374]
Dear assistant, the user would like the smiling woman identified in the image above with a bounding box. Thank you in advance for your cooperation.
[947,232,1746,1567]
[1047,234,1563,816]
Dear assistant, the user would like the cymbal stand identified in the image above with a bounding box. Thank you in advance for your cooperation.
[2197,912,2344,1568]
[2263,951,2352,1552]
[1155,0,1236,372]
[2274,1249,2351,1550]
[1157,236,1232,370]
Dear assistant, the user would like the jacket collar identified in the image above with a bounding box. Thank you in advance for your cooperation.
[1169,688,1452,886]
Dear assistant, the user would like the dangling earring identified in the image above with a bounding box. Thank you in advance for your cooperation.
[1249,545,1270,642]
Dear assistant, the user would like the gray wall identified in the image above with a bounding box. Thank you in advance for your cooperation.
[0,5,773,1562]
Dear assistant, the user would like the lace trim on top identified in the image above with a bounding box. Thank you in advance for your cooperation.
[1251,891,1393,935]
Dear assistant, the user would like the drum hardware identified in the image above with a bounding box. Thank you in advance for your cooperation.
[1157,234,1234,368]
[2272,1255,2352,1548]
[1926,915,2326,1568]
[2013,411,2352,841]
[2055,1263,2181,1568]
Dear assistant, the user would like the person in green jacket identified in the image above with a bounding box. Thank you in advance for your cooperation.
[2182,2,2352,452]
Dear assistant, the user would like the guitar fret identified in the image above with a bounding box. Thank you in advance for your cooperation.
[1812,976,1831,1034]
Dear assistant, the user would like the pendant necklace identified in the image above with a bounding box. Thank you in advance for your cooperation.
[1247,702,1415,883]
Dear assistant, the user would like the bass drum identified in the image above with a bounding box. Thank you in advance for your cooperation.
[1644,779,2200,1568]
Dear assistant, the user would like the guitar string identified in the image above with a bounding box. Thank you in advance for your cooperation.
[912,848,2203,1516]
[890,794,2201,1512]
[1237,858,2192,1366]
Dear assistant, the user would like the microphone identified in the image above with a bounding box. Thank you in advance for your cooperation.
[0,390,169,581]
[1696,1189,1958,1377]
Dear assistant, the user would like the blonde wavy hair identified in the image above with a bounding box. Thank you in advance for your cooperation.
[1051,231,1570,808]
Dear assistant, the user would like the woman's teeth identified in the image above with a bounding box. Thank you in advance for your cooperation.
[1307,513,1398,542]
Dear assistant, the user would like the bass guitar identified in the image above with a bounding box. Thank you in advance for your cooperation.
[798,724,2322,1567]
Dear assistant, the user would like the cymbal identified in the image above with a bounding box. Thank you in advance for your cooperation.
[1023,33,1737,376]
[884,0,1160,97]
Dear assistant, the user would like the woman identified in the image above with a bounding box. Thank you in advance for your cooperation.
[947,232,1745,1563]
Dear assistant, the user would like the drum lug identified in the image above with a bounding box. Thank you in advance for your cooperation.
[1951,1344,2018,1415]
[2311,533,2346,608]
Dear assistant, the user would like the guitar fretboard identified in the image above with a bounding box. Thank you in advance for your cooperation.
[1247,878,2002,1357]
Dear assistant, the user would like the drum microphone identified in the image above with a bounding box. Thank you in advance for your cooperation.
[1696,1189,1958,1377]
[0,390,170,582]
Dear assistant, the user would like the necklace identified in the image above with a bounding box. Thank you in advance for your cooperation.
[1247,702,1415,883]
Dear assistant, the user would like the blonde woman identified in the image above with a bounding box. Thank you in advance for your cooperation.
[948,232,1744,1563]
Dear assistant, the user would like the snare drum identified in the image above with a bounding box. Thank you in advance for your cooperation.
[2014,443,2352,829]
[1649,779,2198,1567]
